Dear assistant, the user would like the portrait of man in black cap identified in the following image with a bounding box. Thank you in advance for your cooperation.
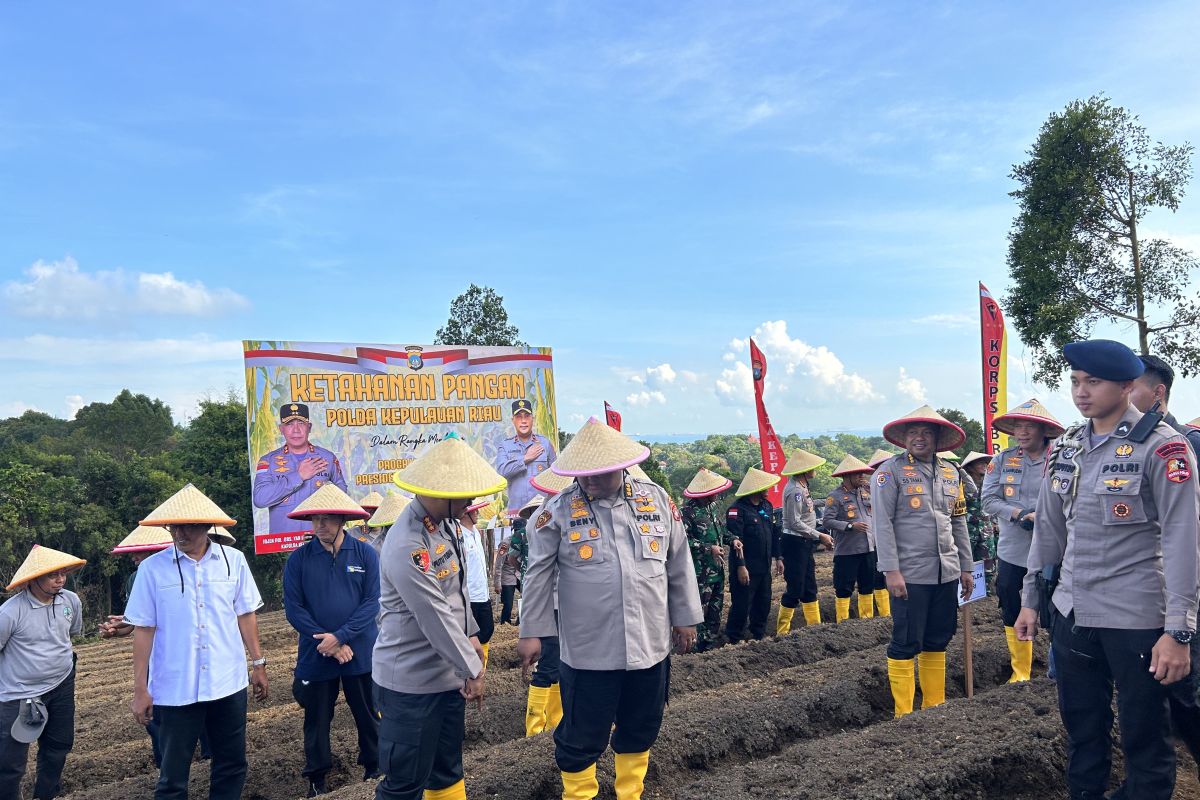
[494,399,557,514]
[252,403,349,537]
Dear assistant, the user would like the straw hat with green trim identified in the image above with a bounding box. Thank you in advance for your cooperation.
[368,494,412,528]
[531,469,574,496]
[288,483,370,521]
[208,527,236,545]
[112,525,173,555]
[883,405,966,451]
[683,468,733,499]
[140,483,236,527]
[6,545,86,592]
[938,451,961,462]
[993,398,1065,438]
[960,451,992,469]
[393,436,506,499]
[867,449,895,469]
[551,418,649,477]
[781,448,826,476]
[518,495,546,519]
[831,454,872,477]
[358,490,384,511]
[735,467,782,498]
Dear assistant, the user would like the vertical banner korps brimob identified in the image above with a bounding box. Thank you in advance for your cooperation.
[243,342,558,554]
[978,284,1010,455]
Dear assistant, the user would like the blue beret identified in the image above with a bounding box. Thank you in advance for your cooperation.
[1062,340,1145,381]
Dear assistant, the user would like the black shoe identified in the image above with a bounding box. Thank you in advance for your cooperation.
[363,767,383,781]
[307,777,328,797]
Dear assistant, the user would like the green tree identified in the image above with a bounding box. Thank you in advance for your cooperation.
[73,390,177,454]
[937,408,986,458]
[434,284,525,346]
[636,442,672,495]
[1007,95,1198,382]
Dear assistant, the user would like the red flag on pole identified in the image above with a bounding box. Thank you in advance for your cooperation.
[749,338,786,508]
[604,401,622,431]
[979,283,1010,455]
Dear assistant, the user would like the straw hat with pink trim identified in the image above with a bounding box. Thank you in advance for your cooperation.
[531,469,574,496]
[883,405,966,451]
[6,545,86,592]
[831,454,872,477]
[550,418,649,477]
[112,525,173,555]
[867,449,895,469]
[358,490,384,511]
[960,451,992,470]
[683,468,733,499]
[288,483,370,521]
[465,498,493,514]
[992,398,1065,438]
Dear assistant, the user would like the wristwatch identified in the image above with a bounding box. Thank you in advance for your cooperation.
[1166,630,1194,645]
[249,657,268,668]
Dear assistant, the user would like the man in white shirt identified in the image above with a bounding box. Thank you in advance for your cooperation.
[458,500,495,667]
[124,484,269,800]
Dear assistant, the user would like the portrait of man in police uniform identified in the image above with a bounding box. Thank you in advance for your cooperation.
[494,399,557,515]
[252,403,348,535]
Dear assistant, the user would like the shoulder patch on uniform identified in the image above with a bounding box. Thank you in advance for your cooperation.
[825,496,835,507]
[1166,456,1192,483]
[535,511,552,528]
[727,507,739,517]
[256,459,268,471]
[670,500,680,522]
[411,548,430,572]
[985,461,995,474]
[1156,441,1188,460]
[876,472,891,485]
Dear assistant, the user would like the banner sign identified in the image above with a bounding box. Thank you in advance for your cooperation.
[242,341,557,554]
[958,560,988,606]
[979,283,1010,455]
[749,337,786,509]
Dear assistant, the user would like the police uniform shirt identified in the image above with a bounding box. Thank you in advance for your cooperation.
[782,477,821,540]
[1021,407,1200,631]
[252,444,348,533]
[980,446,1045,567]
[871,453,973,584]
[824,485,874,556]
[520,475,702,671]
[496,433,556,513]
[373,501,482,695]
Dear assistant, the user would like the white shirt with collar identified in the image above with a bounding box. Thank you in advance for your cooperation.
[124,542,263,706]
[459,523,490,603]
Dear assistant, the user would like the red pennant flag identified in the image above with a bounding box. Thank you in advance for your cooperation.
[979,283,1010,455]
[749,338,786,509]
[604,401,622,431]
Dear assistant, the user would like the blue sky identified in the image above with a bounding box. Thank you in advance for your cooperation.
[3,1,1199,437]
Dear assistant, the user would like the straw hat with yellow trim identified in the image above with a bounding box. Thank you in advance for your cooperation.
[734,467,782,498]
[993,398,1065,438]
[683,467,733,499]
[112,525,173,555]
[831,454,873,477]
[367,494,411,528]
[288,483,370,521]
[518,495,546,520]
[960,451,992,470]
[393,436,506,499]
[938,451,961,462]
[883,405,966,451]
[358,490,384,512]
[531,469,573,496]
[781,448,826,476]
[208,526,236,545]
[6,545,86,592]
[550,418,649,477]
[140,483,236,527]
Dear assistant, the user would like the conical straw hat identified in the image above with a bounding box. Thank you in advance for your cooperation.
[683,468,733,498]
[112,525,173,554]
[531,469,573,495]
[938,451,961,461]
[208,526,236,545]
[466,497,493,514]
[6,545,86,592]
[518,495,546,519]
[867,449,895,469]
[960,451,992,469]
[288,483,370,521]
[368,494,411,528]
[140,483,236,527]
[358,490,384,511]
[781,448,826,476]
[627,464,652,483]
[883,405,966,451]
[1189,417,1200,430]
[831,454,872,477]
[993,398,1065,437]
[551,418,649,477]
[735,467,782,498]
[393,436,506,499]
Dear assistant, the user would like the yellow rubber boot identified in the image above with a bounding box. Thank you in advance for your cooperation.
[525,685,550,736]
[857,594,875,619]
[1005,626,1032,683]
[481,642,490,669]
[917,651,946,709]
[887,657,915,718]
[776,604,795,636]
[614,751,650,800]
[546,682,564,729]
[801,601,822,626]
[834,597,851,623]
[424,779,466,800]
[561,764,599,800]
[873,589,891,617]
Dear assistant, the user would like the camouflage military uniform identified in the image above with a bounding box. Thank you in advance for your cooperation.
[961,470,998,585]
[681,498,728,651]
[508,523,530,581]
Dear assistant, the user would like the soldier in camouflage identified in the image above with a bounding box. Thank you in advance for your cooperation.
[680,468,734,652]
[960,452,998,585]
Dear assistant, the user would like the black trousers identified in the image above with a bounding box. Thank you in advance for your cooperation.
[833,552,876,598]
[154,688,247,800]
[499,585,517,624]
[887,582,958,660]
[726,565,771,642]
[146,720,211,768]
[554,659,668,773]
[780,536,817,606]
[374,684,464,800]
[471,600,495,645]
[873,570,887,590]
[532,636,561,688]
[995,558,1025,628]
[292,672,379,780]
[0,668,75,800]
[1167,637,1200,773]
[1053,615,1175,800]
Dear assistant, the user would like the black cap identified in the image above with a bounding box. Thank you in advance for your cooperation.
[1062,340,1145,382]
[512,400,533,416]
[280,403,310,423]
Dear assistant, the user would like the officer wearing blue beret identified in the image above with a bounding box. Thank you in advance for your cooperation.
[1016,339,1200,799]
[495,400,556,515]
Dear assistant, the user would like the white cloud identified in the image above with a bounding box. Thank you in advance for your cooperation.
[912,313,974,329]
[626,390,667,406]
[896,367,927,404]
[65,395,85,420]
[0,401,40,418]
[3,257,250,319]
[678,370,699,383]
[742,320,882,403]
[715,361,754,406]
[0,335,242,366]
[645,363,676,388]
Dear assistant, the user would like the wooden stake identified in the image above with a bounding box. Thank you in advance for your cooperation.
[964,604,975,698]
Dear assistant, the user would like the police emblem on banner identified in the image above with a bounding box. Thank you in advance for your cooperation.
[405,345,424,371]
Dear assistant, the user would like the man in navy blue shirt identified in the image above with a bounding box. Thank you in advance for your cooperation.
[283,484,381,797]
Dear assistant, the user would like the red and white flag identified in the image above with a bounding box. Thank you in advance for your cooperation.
[750,338,786,509]
[604,401,622,431]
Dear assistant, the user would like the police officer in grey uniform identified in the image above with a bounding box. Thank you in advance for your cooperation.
[253,403,348,536]
[495,400,557,515]
[517,419,701,800]
[823,455,877,622]
[778,449,833,632]
[1017,340,1200,800]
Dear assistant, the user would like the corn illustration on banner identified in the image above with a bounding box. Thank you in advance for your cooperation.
[242,341,558,554]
